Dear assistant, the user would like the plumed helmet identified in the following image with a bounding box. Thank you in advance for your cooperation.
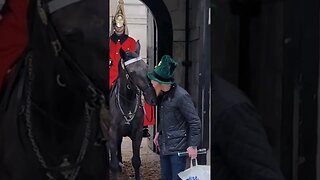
[111,0,129,34]
[113,10,125,27]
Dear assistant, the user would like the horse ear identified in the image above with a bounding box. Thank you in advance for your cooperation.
[135,40,140,56]
[119,48,126,60]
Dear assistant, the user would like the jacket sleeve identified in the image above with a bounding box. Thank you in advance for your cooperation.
[178,94,201,147]
[215,103,285,180]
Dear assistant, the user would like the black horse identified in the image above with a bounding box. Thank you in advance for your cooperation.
[0,0,109,179]
[109,47,156,180]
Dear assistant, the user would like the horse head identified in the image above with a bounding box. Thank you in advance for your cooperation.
[119,48,157,106]
[50,0,108,92]
[0,0,110,179]
[30,0,108,104]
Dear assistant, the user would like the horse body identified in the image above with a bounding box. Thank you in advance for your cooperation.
[109,48,156,180]
[0,0,109,179]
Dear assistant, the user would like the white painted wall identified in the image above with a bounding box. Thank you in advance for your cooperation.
[110,0,148,60]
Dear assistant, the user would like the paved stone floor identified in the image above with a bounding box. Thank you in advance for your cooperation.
[114,137,161,180]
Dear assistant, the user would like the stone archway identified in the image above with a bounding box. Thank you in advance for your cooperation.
[140,0,173,58]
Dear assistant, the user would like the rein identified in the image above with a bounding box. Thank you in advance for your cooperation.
[114,80,141,125]
[21,0,104,179]
[24,52,94,180]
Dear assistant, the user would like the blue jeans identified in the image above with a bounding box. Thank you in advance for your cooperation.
[160,154,186,180]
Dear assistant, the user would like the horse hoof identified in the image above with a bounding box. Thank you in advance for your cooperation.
[143,129,150,137]
[117,163,123,173]
[119,162,124,168]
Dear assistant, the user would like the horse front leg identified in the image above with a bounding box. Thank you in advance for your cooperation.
[117,136,124,168]
[131,131,143,180]
[108,127,120,179]
[110,151,120,179]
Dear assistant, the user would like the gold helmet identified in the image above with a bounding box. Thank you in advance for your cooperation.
[111,0,128,34]
[113,10,125,27]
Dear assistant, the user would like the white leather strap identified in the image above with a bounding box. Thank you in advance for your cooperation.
[124,57,142,66]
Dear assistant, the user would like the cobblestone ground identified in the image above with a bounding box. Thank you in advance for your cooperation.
[111,137,161,180]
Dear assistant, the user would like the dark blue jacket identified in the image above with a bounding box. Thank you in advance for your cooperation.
[212,76,285,180]
[157,84,201,155]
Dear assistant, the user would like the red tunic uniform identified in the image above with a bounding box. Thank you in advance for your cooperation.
[143,101,155,126]
[109,33,154,126]
[109,33,136,89]
[0,0,29,94]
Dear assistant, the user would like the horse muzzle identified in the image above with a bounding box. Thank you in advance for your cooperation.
[143,86,157,106]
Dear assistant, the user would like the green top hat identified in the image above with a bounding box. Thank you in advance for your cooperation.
[147,55,177,84]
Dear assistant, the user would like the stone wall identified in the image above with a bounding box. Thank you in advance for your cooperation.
[163,0,187,87]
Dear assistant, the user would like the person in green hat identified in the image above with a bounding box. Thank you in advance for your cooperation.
[148,55,201,180]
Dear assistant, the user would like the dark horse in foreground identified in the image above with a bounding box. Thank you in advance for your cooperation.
[0,0,109,179]
[109,48,156,180]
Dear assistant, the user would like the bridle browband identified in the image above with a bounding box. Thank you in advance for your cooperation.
[123,57,143,66]
[47,0,81,13]
[121,57,153,93]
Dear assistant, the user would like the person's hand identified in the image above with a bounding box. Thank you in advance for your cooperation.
[187,146,197,160]
[153,132,160,151]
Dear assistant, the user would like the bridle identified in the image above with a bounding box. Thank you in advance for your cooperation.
[114,57,142,125]
[121,56,154,95]
[22,0,105,179]
[114,56,153,125]
[37,0,104,105]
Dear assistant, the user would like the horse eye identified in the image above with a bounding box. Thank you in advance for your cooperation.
[61,28,83,42]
